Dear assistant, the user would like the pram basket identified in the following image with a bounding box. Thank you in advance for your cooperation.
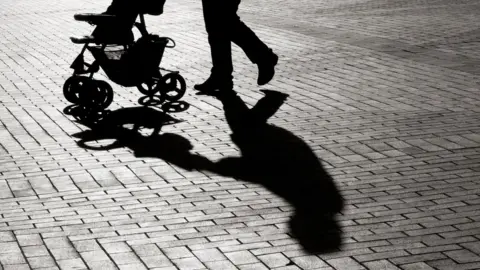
[87,35,170,87]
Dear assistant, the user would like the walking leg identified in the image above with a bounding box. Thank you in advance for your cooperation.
[228,0,278,85]
[195,0,234,92]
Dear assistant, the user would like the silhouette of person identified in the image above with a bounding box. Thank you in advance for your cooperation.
[195,0,279,93]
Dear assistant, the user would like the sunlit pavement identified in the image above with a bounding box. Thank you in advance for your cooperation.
[1,0,480,269]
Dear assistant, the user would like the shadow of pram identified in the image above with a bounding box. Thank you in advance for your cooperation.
[71,106,212,171]
[73,106,181,149]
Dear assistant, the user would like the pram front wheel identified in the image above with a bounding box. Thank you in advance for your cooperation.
[63,76,85,104]
[96,80,114,109]
[160,72,186,102]
[78,79,114,110]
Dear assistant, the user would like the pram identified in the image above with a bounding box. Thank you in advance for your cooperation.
[63,0,186,111]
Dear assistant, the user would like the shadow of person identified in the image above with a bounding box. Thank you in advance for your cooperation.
[211,90,345,254]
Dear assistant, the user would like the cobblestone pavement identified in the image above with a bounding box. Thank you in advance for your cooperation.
[1,0,480,269]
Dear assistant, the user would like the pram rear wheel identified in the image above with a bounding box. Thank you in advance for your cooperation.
[96,80,114,109]
[137,78,160,97]
[160,73,186,102]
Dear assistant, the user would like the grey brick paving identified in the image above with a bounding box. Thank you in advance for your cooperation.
[1,0,480,269]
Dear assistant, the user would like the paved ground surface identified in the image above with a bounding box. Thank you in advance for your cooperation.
[1,0,480,269]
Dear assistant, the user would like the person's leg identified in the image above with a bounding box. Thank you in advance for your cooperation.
[228,0,278,85]
[195,0,235,92]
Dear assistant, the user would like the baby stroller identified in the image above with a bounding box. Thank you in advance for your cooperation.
[63,0,186,112]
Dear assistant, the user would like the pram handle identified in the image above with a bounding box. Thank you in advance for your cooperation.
[165,37,175,48]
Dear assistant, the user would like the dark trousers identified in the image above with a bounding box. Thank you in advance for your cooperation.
[202,0,271,79]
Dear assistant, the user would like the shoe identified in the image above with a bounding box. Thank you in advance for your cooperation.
[194,76,233,93]
[257,52,278,85]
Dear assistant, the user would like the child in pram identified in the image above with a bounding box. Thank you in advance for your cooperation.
[64,0,186,113]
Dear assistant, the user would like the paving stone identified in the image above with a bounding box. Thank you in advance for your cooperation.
[22,245,50,257]
[328,257,365,270]
[162,246,194,260]
[291,256,329,269]
[117,263,148,270]
[3,264,31,270]
[71,240,101,252]
[401,262,435,270]
[50,247,80,260]
[238,263,269,270]
[0,242,21,254]
[101,242,132,254]
[0,252,26,265]
[203,260,239,270]
[363,259,400,269]
[257,253,291,268]
[109,252,143,265]
[172,257,205,270]
[140,255,173,268]
[444,249,480,264]
[27,256,57,268]
[79,250,110,262]
[192,248,227,262]
[225,251,258,265]
[57,258,88,270]
[130,244,163,257]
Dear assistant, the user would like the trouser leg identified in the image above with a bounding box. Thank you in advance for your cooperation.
[202,0,234,80]
[229,4,272,64]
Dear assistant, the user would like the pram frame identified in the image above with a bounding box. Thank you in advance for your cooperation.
[64,12,186,111]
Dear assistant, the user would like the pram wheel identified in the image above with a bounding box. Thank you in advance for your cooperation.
[160,72,186,102]
[63,76,85,104]
[137,77,160,97]
[96,80,114,109]
[78,79,114,110]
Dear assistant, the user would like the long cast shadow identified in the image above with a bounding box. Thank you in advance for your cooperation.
[210,90,344,253]
[71,92,344,254]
